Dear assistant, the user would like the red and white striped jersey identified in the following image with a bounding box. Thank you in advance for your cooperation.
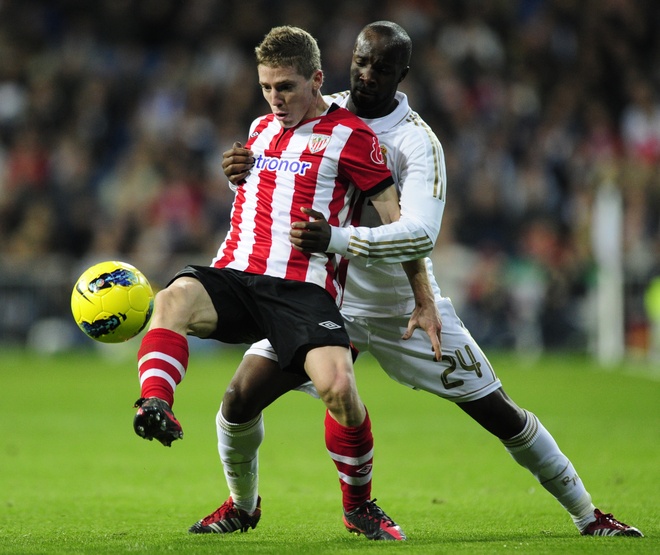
[212,104,394,301]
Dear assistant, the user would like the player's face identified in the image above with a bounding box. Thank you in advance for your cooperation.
[349,32,408,119]
[258,65,323,128]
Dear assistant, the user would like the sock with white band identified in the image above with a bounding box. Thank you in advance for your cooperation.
[502,410,596,530]
[216,405,264,514]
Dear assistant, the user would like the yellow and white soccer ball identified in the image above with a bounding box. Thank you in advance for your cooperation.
[71,260,154,343]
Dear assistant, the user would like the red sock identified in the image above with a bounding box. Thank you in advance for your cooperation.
[137,328,189,407]
[325,409,373,512]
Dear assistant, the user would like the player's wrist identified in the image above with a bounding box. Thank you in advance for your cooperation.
[327,225,351,255]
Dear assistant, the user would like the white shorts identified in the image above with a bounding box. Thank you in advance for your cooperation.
[244,297,502,403]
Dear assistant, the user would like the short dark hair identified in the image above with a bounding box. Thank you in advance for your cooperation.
[361,21,412,66]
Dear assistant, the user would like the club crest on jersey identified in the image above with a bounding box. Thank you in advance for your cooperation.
[308,133,330,154]
[371,137,385,164]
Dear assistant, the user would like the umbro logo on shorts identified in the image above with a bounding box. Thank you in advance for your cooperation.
[318,320,342,330]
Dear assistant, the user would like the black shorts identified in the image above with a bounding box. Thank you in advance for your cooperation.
[170,265,350,373]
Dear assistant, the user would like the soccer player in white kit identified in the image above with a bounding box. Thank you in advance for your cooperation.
[131,25,407,540]
[191,22,642,539]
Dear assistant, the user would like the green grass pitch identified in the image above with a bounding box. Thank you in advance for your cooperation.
[1,345,658,554]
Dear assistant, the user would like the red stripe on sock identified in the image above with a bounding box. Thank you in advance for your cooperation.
[137,328,189,406]
[325,409,373,512]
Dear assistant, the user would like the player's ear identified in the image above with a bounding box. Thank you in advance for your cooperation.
[398,66,409,84]
[312,69,324,91]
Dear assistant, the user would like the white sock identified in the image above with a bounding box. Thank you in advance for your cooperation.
[216,404,264,514]
[502,410,596,530]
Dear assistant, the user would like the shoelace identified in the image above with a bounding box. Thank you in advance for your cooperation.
[599,513,621,526]
[201,501,237,525]
[363,499,395,526]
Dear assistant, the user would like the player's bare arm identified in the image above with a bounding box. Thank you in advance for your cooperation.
[401,258,442,361]
[222,141,254,185]
[290,200,441,360]
[369,185,400,224]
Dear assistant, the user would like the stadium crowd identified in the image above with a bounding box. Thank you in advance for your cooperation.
[1,0,659,353]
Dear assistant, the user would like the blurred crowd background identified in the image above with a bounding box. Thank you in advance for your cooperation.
[1,0,659,358]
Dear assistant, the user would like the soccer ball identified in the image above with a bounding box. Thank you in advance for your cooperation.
[71,260,154,343]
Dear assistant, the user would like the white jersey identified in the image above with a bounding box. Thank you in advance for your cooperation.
[325,91,447,317]
[212,104,393,301]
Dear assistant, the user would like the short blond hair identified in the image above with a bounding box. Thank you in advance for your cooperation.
[255,25,321,79]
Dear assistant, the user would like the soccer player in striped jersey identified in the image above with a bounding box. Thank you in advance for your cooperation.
[132,25,405,540]
[194,22,642,539]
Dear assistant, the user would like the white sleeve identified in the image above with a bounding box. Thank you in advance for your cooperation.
[327,129,447,266]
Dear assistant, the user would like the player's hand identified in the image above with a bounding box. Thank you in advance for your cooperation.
[133,397,183,447]
[290,207,332,252]
[402,303,442,361]
[222,141,254,186]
